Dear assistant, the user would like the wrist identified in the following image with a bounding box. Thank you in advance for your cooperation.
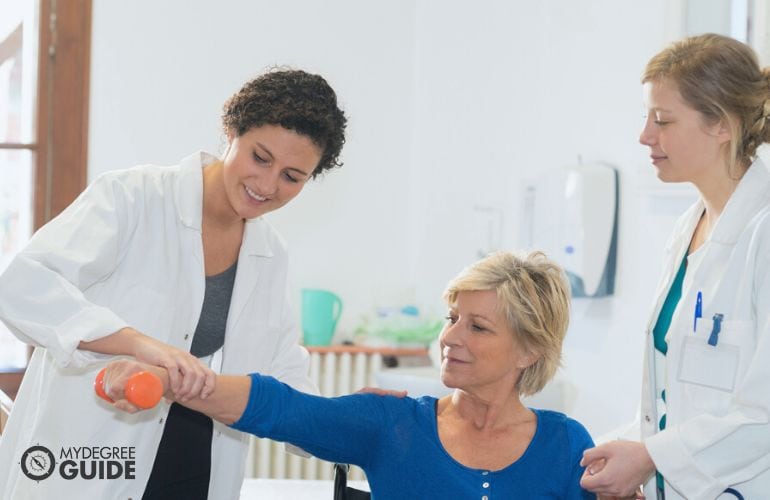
[144,364,172,398]
[640,442,656,480]
[116,327,144,357]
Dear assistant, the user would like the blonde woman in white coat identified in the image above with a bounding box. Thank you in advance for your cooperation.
[581,34,770,499]
[0,69,347,500]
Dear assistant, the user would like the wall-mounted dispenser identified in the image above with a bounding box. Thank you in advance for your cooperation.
[522,163,619,297]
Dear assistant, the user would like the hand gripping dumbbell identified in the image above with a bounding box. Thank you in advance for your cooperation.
[94,367,163,409]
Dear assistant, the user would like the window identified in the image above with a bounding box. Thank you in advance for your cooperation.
[0,1,38,370]
[0,0,91,395]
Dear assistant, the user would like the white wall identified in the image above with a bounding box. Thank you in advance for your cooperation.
[89,1,690,436]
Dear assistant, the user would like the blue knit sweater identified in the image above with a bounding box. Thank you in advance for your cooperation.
[232,374,595,499]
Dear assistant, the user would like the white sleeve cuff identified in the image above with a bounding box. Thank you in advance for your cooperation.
[645,428,727,499]
[49,306,128,368]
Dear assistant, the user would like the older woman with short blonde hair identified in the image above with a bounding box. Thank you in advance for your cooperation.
[444,250,571,396]
[103,251,595,499]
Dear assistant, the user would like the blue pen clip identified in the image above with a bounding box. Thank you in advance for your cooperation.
[693,291,703,332]
[708,313,724,346]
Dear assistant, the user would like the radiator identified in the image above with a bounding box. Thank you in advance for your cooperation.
[244,349,383,481]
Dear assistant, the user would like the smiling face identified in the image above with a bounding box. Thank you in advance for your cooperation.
[439,290,535,396]
[639,79,731,185]
[221,124,322,220]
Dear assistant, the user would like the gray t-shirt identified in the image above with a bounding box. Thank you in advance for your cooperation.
[190,260,237,358]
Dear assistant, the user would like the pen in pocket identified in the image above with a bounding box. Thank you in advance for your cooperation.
[693,291,702,332]
[708,313,724,346]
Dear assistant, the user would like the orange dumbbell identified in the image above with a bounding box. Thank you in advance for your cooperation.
[94,367,163,409]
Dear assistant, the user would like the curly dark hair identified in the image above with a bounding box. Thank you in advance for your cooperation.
[222,68,347,178]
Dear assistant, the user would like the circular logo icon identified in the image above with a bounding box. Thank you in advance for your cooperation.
[20,445,56,481]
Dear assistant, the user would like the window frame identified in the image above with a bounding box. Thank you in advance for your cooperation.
[34,0,92,228]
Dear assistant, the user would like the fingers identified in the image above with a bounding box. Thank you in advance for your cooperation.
[580,454,614,492]
[580,470,608,493]
[175,363,207,402]
[165,364,182,394]
[132,335,213,401]
[581,444,609,466]
[580,466,600,489]
[579,451,647,497]
[586,457,607,476]
[103,359,144,402]
[200,369,217,400]
[113,398,140,414]
[171,360,215,402]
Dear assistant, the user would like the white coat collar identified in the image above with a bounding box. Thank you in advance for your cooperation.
[671,157,770,250]
[709,157,770,244]
[174,150,275,258]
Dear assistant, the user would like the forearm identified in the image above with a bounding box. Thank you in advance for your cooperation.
[78,326,141,355]
[182,374,250,425]
[135,364,250,425]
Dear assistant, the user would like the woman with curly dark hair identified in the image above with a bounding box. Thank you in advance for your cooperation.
[0,68,347,500]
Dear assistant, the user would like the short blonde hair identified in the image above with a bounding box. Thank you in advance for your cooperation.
[643,33,770,175]
[443,251,571,396]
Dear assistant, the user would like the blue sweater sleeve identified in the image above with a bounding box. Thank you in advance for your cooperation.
[566,419,597,500]
[230,373,392,467]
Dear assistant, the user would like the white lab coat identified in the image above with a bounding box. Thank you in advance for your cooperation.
[0,152,317,500]
[640,158,770,499]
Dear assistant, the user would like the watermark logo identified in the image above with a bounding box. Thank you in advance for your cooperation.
[20,445,136,481]
[20,445,56,481]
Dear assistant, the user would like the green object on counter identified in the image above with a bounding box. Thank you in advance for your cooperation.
[368,318,444,345]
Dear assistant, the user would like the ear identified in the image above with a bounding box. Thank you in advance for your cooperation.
[517,351,540,370]
[713,118,733,145]
[222,131,236,158]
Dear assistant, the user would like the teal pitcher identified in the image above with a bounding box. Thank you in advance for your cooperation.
[301,289,343,346]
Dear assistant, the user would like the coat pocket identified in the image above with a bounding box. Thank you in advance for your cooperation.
[677,321,753,413]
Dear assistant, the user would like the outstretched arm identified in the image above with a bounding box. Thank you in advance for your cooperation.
[102,358,399,468]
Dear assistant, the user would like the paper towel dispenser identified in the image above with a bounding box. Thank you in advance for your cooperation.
[522,163,619,297]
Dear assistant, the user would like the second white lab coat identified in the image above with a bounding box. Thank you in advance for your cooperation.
[0,152,317,500]
[640,158,770,499]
